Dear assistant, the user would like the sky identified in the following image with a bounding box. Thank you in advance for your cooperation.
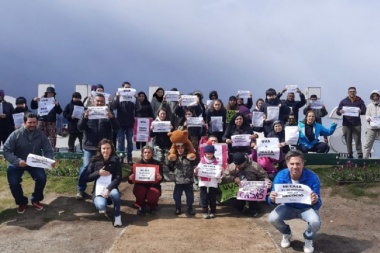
[2,0,380,114]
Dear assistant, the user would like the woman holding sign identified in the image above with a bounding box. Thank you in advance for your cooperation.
[128,146,163,215]
[86,139,122,227]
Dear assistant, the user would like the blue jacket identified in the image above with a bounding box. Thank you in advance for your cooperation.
[268,168,322,210]
[298,121,337,150]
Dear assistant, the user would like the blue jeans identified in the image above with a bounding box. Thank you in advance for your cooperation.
[7,165,47,205]
[93,188,121,216]
[117,127,133,158]
[173,183,194,209]
[268,204,321,240]
[77,149,96,192]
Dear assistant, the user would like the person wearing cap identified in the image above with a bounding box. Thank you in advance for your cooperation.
[14,97,30,114]
[0,89,15,145]
[223,152,271,217]
[336,87,366,158]
[260,88,291,137]
[268,150,321,253]
[194,143,222,219]
[63,92,84,152]
[277,87,306,122]
[363,90,380,158]
[111,82,141,165]
[226,96,238,110]
[31,86,63,151]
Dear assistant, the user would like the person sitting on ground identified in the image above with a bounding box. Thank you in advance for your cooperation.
[268,150,321,253]
[297,110,337,154]
[128,145,163,215]
[86,139,122,227]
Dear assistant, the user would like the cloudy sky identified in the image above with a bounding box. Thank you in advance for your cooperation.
[1,0,380,113]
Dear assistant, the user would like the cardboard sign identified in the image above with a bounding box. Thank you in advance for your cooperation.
[132,164,160,183]
[187,117,203,127]
[342,106,360,117]
[274,183,312,205]
[211,116,223,132]
[266,106,279,121]
[199,143,228,169]
[219,182,239,202]
[13,112,24,128]
[237,181,268,201]
[237,90,250,99]
[197,164,222,178]
[310,99,323,109]
[285,126,299,145]
[252,111,264,127]
[370,116,380,127]
[181,95,198,106]
[72,105,84,119]
[286,85,297,93]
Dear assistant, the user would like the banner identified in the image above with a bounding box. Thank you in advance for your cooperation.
[87,106,108,119]
[237,181,268,201]
[133,117,152,142]
[219,182,239,202]
[274,183,312,205]
[132,164,160,183]
[26,154,55,169]
[256,137,280,160]
[37,97,55,116]
[95,175,112,196]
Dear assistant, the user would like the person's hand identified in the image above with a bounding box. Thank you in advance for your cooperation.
[269,191,278,203]
[115,91,120,97]
[265,178,272,189]
[157,173,162,181]
[311,192,319,205]
[19,160,27,167]
[296,88,303,94]
[103,189,110,198]
[129,174,134,181]
[234,177,241,185]
[281,87,287,94]
[194,168,198,176]
[107,110,113,119]
[226,139,232,144]
[0,114,5,118]
[51,162,56,168]
[99,167,111,176]
[33,97,40,102]
[83,110,89,119]
[55,101,59,106]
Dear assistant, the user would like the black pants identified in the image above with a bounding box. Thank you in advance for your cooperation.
[68,132,83,151]
[200,186,217,213]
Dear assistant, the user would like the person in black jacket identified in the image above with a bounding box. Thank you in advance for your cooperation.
[277,87,306,122]
[0,89,15,145]
[63,92,84,152]
[31,87,63,150]
[135,91,154,150]
[87,139,122,227]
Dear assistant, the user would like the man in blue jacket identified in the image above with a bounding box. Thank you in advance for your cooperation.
[268,150,321,253]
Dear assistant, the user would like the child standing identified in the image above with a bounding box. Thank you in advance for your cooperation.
[194,143,222,219]
[168,142,198,215]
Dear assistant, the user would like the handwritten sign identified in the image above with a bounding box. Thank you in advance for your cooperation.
[132,164,159,183]
[266,106,279,121]
[181,95,198,106]
[310,99,323,109]
[342,106,360,117]
[285,126,299,145]
[252,111,264,127]
[186,117,203,127]
[226,110,238,124]
[91,91,111,105]
[198,164,221,179]
[256,137,280,160]
[199,143,228,169]
[237,90,250,99]
[274,183,312,205]
[231,134,251,147]
[370,116,380,128]
[87,106,108,119]
[134,117,152,142]
[38,97,55,116]
[237,181,268,201]
[118,88,136,103]
[219,182,239,202]
[152,121,171,132]
[211,116,223,132]
[286,85,297,93]
[26,154,55,169]
[13,112,24,128]
[95,175,112,196]
[72,105,84,119]
[165,90,180,102]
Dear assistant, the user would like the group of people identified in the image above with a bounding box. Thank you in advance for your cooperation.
[0,83,378,253]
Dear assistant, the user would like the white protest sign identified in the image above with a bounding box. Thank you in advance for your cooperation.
[274,183,312,205]
[285,126,299,145]
[237,181,268,201]
[13,112,24,128]
[152,121,171,132]
[135,166,156,182]
[181,95,198,106]
[164,90,180,102]
[135,133,150,142]
[187,117,203,127]
[342,106,360,117]
[118,88,136,103]
[256,137,280,160]
[92,91,111,105]
[252,111,264,127]
[206,100,213,108]
[38,97,55,116]
[231,134,251,147]
[136,118,150,134]
[95,175,112,196]
[286,85,298,93]
[26,154,55,169]
[87,106,108,119]
[266,106,279,121]
[198,164,221,179]
[310,99,323,109]
[370,116,380,127]
[72,105,84,119]
[237,90,250,99]
[211,116,223,132]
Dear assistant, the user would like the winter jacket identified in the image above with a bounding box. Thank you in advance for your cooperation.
[223,161,268,183]
[298,121,337,150]
[260,98,291,136]
[111,96,141,128]
[222,120,253,154]
[365,102,380,130]
[336,96,366,126]
[0,101,15,134]
[63,100,84,133]
[277,93,306,122]
[168,153,197,184]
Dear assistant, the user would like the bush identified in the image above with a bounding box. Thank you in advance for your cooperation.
[330,160,380,182]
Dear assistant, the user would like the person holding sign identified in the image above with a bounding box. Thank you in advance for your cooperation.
[268,150,321,253]
[297,111,337,154]
[31,86,63,151]
[63,92,84,152]
[135,91,154,149]
[86,139,122,227]
[206,99,226,143]
[13,97,31,129]
[363,90,380,158]
[3,113,54,214]
[303,95,328,124]
[223,152,271,217]
[277,86,306,122]
[128,146,163,215]
[194,143,222,219]
[336,87,367,158]
[176,107,206,151]
[0,89,15,146]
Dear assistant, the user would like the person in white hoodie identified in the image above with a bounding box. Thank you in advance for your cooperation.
[364,90,380,158]
[194,143,222,219]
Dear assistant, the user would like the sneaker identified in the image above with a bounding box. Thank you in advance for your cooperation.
[76,191,84,200]
[114,215,122,227]
[209,213,216,218]
[303,239,314,253]
[202,213,210,219]
[99,209,106,214]
[281,233,292,248]
[17,204,27,214]
[175,208,182,215]
[31,201,43,211]
[187,207,195,215]
[137,207,146,215]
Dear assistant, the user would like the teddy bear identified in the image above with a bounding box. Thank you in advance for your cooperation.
[167,129,197,161]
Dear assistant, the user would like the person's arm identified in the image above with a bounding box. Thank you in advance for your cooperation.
[360,100,367,115]
[3,133,21,166]
[336,100,343,116]
[107,159,122,190]
[31,99,38,109]
[87,162,100,182]
[298,92,306,108]
[55,103,63,114]
[319,122,337,136]
[246,96,253,109]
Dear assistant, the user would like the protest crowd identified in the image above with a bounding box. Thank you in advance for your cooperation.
[0,83,377,253]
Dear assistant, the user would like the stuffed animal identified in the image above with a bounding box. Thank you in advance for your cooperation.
[168,129,197,161]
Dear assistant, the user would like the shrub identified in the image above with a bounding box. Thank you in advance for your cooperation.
[330,160,380,182]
